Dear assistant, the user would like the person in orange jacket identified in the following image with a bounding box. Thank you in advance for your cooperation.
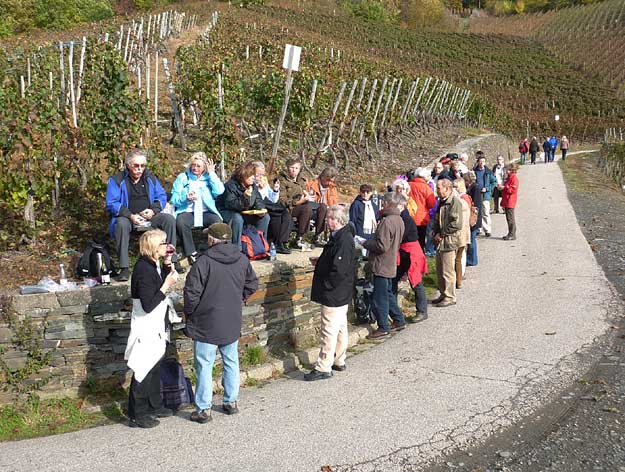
[306,166,338,245]
[408,167,437,250]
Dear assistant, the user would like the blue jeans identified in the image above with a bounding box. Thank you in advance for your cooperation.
[392,276,427,314]
[466,227,478,266]
[194,340,240,412]
[373,275,405,332]
[221,210,270,251]
[425,219,436,256]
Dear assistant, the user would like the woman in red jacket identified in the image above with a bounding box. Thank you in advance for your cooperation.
[500,162,519,241]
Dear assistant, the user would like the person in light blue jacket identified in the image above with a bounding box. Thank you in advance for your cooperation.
[170,152,225,264]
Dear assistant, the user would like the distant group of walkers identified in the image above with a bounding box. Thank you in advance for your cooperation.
[116,147,521,427]
[519,135,569,165]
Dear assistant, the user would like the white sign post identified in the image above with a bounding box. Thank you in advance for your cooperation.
[269,44,302,175]
[555,115,560,121]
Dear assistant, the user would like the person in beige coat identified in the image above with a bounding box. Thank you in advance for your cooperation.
[431,179,464,307]
[453,179,471,289]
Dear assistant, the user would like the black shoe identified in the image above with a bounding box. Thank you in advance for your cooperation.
[190,409,212,423]
[116,268,130,282]
[151,406,173,418]
[129,416,160,428]
[390,321,406,332]
[304,369,333,381]
[275,243,291,255]
[222,402,239,415]
[485,232,491,237]
[332,364,347,372]
[503,235,516,241]
[174,261,186,274]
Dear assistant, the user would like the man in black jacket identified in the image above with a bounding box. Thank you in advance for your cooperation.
[305,205,357,381]
[184,223,258,422]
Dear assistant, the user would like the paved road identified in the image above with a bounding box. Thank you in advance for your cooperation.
[0,160,617,472]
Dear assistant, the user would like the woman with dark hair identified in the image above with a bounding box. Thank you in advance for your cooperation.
[216,161,270,251]
[349,183,379,240]
[125,229,179,428]
[463,171,482,267]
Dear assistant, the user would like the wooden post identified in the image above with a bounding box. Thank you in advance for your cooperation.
[146,53,151,104]
[319,81,346,151]
[59,42,66,109]
[20,76,25,98]
[162,58,186,149]
[358,78,378,143]
[117,25,123,51]
[76,37,86,105]
[336,79,358,145]
[309,79,318,108]
[154,52,159,127]
[412,77,430,117]
[269,46,295,175]
[388,77,403,124]
[370,77,388,135]
[400,79,417,124]
[68,41,78,127]
[27,58,31,87]
[349,77,367,138]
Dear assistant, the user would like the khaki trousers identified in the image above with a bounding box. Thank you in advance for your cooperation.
[314,304,348,373]
[436,249,457,303]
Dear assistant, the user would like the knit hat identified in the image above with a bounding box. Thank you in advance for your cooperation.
[203,222,232,241]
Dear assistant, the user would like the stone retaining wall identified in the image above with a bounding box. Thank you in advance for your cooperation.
[0,253,331,405]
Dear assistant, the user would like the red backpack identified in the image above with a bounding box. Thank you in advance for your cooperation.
[241,225,270,260]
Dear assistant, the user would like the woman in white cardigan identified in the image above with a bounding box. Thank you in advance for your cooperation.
[125,229,179,428]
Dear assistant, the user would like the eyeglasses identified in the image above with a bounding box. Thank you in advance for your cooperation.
[130,163,146,169]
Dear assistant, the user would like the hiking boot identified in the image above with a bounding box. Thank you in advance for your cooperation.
[304,369,332,381]
[407,312,428,323]
[151,406,173,418]
[116,268,130,282]
[275,243,292,255]
[366,329,389,340]
[434,299,456,308]
[190,409,212,424]
[390,321,406,332]
[128,416,160,429]
[332,364,347,372]
[222,402,240,415]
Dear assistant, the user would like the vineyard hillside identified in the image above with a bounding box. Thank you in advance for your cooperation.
[466,0,625,97]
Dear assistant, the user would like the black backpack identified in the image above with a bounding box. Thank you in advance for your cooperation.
[160,358,195,411]
[76,240,117,278]
[354,278,376,325]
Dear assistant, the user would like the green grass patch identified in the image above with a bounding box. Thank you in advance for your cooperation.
[0,396,120,442]
[240,346,267,368]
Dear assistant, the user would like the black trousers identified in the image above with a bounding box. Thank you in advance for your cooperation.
[176,211,222,256]
[312,203,328,235]
[492,188,502,212]
[417,225,428,251]
[127,360,162,420]
[268,209,292,244]
[114,213,176,268]
[504,207,516,238]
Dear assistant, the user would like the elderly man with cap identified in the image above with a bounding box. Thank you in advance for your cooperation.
[183,223,258,423]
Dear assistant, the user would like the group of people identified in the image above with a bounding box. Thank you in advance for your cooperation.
[119,147,521,426]
[106,150,338,281]
[519,135,569,165]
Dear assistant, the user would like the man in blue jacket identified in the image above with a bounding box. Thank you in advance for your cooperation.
[106,149,179,281]
[549,135,559,162]
[472,152,497,237]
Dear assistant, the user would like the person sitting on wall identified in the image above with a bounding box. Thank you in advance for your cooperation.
[278,158,314,248]
[306,166,339,246]
[170,152,224,265]
[105,148,182,282]
[216,161,270,252]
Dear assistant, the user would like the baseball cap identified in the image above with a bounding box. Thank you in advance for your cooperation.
[203,222,232,241]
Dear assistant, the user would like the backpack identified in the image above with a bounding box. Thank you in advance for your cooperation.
[75,240,117,278]
[354,278,376,325]
[241,225,269,260]
[519,142,528,153]
[160,357,195,411]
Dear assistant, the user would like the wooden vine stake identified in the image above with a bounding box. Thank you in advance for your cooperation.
[269,44,301,176]
[218,71,225,181]
[162,58,186,150]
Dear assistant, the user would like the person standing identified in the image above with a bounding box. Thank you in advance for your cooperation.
[529,137,540,165]
[453,179,471,289]
[408,167,437,249]
[361,192,406,339]
[431,179,463,308]
[491,155,507,214]
[472,152,496,237]
[500,162,519,241]
[518,138,529,165]
[549,135,559,162]
[305,206,357,381]
[560,135,569,161]
[106,149,181,281]
[170,152,224,265]
[125,229,179,428]
[349,184,379,240]
[464,171,482,267]
[542,137,552,163]
[184,223,258,423]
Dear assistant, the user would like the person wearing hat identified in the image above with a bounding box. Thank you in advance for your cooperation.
[183,223,258,423]
[170,152,225,265]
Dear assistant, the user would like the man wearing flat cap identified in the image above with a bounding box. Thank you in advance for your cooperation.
[184,223,258,423]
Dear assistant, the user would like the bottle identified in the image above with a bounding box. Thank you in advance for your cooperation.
[98,253,111,285]
[59,264,68,286]
[269,243,277,261]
